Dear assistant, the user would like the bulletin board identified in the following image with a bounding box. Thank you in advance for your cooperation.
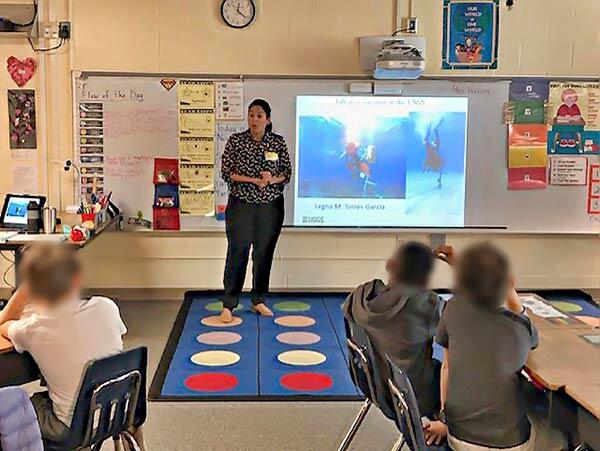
[73,73,600,234]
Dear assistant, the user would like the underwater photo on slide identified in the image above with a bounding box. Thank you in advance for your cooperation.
[294,96,468,227]
[297,115,407,199]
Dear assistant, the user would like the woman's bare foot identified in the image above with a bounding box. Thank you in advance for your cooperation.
[219,308,233,323]
[251,303,273,317]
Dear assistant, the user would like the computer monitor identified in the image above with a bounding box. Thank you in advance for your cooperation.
[0,194,46,229]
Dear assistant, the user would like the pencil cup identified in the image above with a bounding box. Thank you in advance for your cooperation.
[81,213,96,223]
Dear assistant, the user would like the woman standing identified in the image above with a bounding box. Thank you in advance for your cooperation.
[220,99,292,323]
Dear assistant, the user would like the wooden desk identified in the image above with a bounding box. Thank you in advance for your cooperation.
[0,213,122,286]
[566,382,600,420]
[527,326,600,420]
[0,336,12,354]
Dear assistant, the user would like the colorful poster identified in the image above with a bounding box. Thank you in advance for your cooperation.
[507,167,547,190]
[178,80,214,108]
[513,100,545,124]
[509,79,550,101]
[179,163,214,191]
[442,0,499,70]
[8,89,36,149]
[507,125,548,190]
[588,164,600,215]
[216,81,244,120]
[178,109,215,137]
[179,190,215,216]
[179,137,214,164]
[508,124,547,147]
[549,156,588,186]
[548,81,600,155]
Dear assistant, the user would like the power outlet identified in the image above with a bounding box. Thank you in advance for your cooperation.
[406,17,418,34]
[41,21,59,39]
[59,21,71,39]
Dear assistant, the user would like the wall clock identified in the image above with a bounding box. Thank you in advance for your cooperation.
[221,0,256,29]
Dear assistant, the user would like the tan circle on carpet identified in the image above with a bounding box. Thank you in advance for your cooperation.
[274,315,316,328]
[201,315,243,327]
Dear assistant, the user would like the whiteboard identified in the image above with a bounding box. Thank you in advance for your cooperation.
[74,74,600,234]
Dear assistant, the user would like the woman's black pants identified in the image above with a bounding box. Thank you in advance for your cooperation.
[222,195,284,310]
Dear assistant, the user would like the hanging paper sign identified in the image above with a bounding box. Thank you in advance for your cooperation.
[549,156,588,186]
[8,89,36,149]
[442,0,499,70]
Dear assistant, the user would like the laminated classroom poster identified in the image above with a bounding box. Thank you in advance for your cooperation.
[549,156,588,186]
[509,79,550,101]
[216,81,244,120]
[179,190,215,216]
[8,89,36,149]
[507,124,548,190]
[179,163,214,191]
[507,167,547,190]
[178,109,215,137]
[178,137,214,164]
[178,80,214,109]
[513,100,546,124]
[442,0,499,70]
[588,164,600,215]
[547,81,600,155]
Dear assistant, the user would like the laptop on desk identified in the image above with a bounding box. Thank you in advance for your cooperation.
[0,194,46,232]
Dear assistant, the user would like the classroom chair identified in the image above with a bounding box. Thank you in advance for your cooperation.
[44,347,147,451]
[387,358,448,451]
[0,386,43,451]
[575,406,600,451]
[337,318,397,451]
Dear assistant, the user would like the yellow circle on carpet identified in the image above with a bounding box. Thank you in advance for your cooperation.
[277,350,327,366]
[201,315,243,327]
[549,301,582,313]
[190,350,240,367]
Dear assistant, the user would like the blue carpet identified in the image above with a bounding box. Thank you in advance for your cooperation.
[150,292,361,401]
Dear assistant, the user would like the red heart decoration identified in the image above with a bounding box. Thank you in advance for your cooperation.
[7,56,37,87]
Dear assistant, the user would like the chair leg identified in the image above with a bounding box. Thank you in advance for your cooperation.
[390,435,405,451]
[121,430,142,451]
[336,399,372,451]
[113,436,123,451]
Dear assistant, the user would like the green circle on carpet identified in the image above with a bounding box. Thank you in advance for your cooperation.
[550,301,582,313]
[205,302,243,312]
[273,301,311,312]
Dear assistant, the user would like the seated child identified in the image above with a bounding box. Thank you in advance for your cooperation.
[425,243,539,450]
[0,244,127,443]
[343,241,442,417]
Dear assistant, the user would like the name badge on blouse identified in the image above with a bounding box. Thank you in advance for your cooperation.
[265,151,279,161]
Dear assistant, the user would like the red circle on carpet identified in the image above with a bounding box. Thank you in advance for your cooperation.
[280,372,333,392]
[184,373,238,392]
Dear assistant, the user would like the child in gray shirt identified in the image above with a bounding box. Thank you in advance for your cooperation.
[427,243,538,450]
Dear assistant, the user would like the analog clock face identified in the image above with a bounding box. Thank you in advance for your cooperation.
[221,0,256,29]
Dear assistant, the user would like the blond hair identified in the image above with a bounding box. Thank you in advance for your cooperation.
[19,244,82,304]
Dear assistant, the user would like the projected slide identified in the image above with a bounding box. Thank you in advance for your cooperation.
[294,96,468,227]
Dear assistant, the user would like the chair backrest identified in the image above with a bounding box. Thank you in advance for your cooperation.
[343,318,395,419]
[344,317,376,401]
[47,347,147,450]
[387,357,427,451]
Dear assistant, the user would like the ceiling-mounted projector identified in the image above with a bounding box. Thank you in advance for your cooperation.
[359,35,426,80]
[374,38,425,79]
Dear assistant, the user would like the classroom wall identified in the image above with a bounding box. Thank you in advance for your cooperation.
[0,0,598,292]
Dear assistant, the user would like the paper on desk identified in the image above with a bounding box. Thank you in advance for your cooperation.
[0,231,18,243]
[7,234,67,243]
[520,295,568,318]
